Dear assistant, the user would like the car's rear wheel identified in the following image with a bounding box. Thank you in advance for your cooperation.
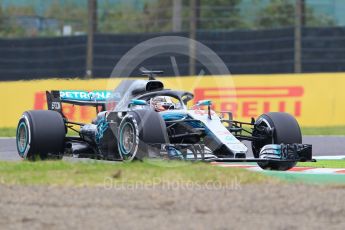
[16,110,66,160]
[252,112,302,171]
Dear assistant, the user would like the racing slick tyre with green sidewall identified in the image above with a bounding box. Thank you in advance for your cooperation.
[16,110,66,160]
[252,112,302,171]
[118,110,169,161]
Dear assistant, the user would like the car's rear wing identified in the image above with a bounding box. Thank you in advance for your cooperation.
[46,90,113,114]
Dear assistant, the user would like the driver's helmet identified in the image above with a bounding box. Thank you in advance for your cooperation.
[150,96,175,112]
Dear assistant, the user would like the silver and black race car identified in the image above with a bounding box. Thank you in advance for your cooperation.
[16,71,313,171]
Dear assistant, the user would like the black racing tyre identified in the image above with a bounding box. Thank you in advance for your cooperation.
[252,112,302,171]
[117,110,169,161]
[16,110,66,160]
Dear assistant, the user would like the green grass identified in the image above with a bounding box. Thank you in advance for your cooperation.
[2,126,345,137]
[1,160,344,187]
[0,128,16,137]
[301,126,345,135]
[298,160,345,168]
[0,160,273,187]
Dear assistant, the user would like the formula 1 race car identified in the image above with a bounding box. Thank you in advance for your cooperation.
[15,71,313,171]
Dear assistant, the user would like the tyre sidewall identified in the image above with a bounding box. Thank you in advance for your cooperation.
[16,114,32,159]
[118,114,141,161]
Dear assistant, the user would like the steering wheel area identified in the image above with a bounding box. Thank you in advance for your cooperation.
[135,90,193,111]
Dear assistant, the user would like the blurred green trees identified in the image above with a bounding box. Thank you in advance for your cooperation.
[0,3,30,37]
[199,0,247,30]
[0,0,338,38]
[45,0,88,33]
[255,0,335,29]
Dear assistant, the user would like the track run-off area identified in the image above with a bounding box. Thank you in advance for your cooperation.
[1,136,345,184]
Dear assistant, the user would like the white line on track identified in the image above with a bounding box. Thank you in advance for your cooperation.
[314,155,345,160]
[213,163,345,174]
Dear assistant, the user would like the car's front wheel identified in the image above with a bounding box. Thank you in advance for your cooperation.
[117,110,170,161]
[252,112,302,171]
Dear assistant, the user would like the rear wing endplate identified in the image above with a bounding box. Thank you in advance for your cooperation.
[46,90,113,114]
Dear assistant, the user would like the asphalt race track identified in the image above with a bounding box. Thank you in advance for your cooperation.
[1,136,344,161]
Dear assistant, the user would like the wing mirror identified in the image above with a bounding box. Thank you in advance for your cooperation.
[129,99,147,106]
[196,100,212,106]
[195,100,212,120]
